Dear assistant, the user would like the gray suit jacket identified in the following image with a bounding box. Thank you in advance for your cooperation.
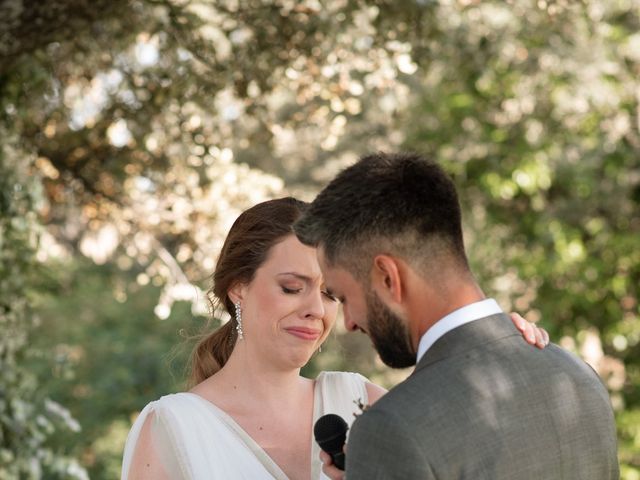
[346,313,619,479]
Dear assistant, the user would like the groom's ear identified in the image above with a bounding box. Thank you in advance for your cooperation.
[371,254,404,305]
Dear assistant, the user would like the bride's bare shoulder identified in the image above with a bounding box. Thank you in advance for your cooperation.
[126,411,171,480]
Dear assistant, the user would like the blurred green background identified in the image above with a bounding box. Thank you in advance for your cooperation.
[1,0,638,478]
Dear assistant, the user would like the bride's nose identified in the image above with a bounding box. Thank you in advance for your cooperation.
[303,289,325,319]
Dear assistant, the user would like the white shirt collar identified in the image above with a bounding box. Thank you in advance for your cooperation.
[416,298,503,364]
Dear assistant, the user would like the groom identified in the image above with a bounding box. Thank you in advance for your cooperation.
[295,152,618,479]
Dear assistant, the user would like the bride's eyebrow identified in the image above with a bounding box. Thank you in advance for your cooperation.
[276,272,313,283]
[277,273,330,291]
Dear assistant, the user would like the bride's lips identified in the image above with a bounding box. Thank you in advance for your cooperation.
[285,327,322,340]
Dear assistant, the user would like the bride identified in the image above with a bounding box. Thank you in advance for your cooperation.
[121,197,547,479]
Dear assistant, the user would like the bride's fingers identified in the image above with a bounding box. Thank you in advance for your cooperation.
[320,450,345,480]
[511,313,536,344]
[537,327,550,348]
[510,312,549,349]
[510,312,526,332]
[524,321,537,344]
[534,326,544,349]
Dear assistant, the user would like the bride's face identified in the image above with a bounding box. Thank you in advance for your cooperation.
[236,234,339,368]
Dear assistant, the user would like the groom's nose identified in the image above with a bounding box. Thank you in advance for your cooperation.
[343,309,359,332]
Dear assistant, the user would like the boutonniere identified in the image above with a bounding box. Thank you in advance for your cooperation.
[353,398,371,418]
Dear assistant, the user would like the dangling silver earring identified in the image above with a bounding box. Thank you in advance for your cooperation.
[235,301,244,340]
[318,345,323,353]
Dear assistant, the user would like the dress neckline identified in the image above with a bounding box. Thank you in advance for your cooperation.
[181,376,323,480]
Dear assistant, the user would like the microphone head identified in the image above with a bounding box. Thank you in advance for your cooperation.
[314,414,349,453]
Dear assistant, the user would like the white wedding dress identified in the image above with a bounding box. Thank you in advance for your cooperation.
[121,371,368,479]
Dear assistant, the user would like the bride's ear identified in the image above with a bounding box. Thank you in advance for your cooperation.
[227,282,247,305]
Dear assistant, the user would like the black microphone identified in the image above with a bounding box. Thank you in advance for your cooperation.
[314,414,348,471]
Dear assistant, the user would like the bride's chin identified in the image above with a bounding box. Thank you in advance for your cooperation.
[281,349,316,370]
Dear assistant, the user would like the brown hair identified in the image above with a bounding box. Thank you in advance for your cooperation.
[189,197,309,385]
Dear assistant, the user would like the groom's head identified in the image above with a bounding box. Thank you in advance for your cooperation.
[294,152,472,368]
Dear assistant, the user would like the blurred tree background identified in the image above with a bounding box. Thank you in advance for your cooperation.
[0,0,638,478]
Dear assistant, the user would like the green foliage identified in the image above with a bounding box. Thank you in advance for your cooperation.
[28,258,200,477]
[401,3,639,472]
[0,136,87,479]
[0,0,638,477]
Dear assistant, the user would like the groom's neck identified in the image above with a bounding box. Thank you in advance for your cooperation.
[409,275,485,347]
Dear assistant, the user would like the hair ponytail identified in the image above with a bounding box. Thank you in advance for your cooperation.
[189,320,236,386]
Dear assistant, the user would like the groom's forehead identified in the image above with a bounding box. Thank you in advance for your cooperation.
[316,246,345,277]
[317,250,360,289]
[316,245,330,272]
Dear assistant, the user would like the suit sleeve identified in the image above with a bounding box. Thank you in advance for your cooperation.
[345,408,435,480]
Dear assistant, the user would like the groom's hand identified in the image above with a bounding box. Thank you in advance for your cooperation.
[320,449,346,480]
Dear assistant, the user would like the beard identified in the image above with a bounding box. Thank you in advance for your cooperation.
[366,290,416,369]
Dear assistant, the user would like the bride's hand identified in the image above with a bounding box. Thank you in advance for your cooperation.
[510,312,549,349]
[320,449,345,480]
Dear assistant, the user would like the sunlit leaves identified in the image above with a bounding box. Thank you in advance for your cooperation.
[2,0,639,476]
[0,132,88,479]
[402,2,639,473]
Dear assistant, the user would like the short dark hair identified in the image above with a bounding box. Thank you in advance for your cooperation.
[294,152,468,279]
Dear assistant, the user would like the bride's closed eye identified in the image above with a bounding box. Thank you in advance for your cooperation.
[281,284,338,303]
[281,286,302,294]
